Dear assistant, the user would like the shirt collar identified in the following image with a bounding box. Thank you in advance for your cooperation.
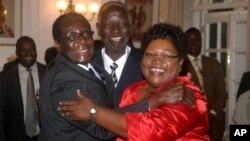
[18,63,37,72]
[188,54,201,61]
[77,63,92,71]
[101,45,131,64]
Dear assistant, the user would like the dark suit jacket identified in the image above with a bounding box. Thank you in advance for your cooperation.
[38,54,116,141]
[0,71,6,141]
[93,46,144,107]
[237,71,250,100]
[1,59,46,141]
[180,55,227,114]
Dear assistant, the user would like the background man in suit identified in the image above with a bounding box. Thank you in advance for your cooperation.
[44,46,58,65]
[236,71,250,100]
[0,71,6,141]
[233,90,250,124]
[93,1,144,106]
[1,36,46,141]
[180,27,227,141]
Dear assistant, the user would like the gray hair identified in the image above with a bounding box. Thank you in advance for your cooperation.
[97,1,132,25]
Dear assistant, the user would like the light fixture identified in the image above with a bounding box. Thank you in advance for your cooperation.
[0,1,7,18]
[56,0,99,21]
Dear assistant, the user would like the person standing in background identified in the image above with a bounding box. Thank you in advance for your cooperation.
[1,36,46,141]
[93,39,104,51]
[233,90,250,124]
[0,71,6,141]
[180,27,227,141]
[44,46,58,65]
[236,71,250,100]
[93,1,144,107]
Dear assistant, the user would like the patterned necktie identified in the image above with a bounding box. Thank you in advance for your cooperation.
[110,63,118,87]
[193,58,204,90]
[25,68,37,137]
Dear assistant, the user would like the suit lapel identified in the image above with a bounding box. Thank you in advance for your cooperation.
[187,58,201,88]
[92,49,104,67]
[12,64,22,94]
[57,55,105,86]
[201,56,208,86]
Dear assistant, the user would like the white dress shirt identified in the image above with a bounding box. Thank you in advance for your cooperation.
[101,46,131,82]
[78,63,102,80]
[233,90,250,124]
[188,54,203,71]
[18,63,40,134]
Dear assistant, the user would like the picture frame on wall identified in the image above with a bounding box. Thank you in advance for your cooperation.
[125,0,156,48]
[0,0,22,46]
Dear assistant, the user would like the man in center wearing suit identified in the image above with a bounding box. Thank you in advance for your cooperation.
[180,27,227,141]
[92,1,144,106]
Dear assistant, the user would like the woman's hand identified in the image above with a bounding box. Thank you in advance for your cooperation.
[58,89,96,121]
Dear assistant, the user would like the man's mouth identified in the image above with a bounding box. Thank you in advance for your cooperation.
[76,48,88,53]
[111,37,122,42]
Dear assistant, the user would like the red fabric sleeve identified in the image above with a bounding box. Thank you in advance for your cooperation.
[117,77,209,141]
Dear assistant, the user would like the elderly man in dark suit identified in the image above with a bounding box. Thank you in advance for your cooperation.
[1,36,46,141]
[180,27,227,141]
[92,1,144,106]
[38,13,118,141]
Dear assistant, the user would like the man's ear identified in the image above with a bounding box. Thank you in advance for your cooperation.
[179,58,184,66]
[15,50,19,57]
[54,40,60,51]
[129,23,133,37]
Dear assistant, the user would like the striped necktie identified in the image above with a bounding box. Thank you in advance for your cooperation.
[110,63,118,87]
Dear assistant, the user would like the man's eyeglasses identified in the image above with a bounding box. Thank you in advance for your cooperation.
[65,31,94,42]
[144,52,179,62]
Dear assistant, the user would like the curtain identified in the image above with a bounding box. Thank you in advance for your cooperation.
[158,0,183,27]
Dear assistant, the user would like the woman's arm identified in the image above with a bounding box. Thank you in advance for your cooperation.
[59,88,197,140]
[59,90,128,138]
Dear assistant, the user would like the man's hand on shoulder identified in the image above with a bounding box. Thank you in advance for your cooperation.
[148,81,195,110]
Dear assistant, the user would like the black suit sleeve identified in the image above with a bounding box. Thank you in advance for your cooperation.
[50,70,116,140]
[116,99,148,112]
[0,72,6,141]
[237,72,250,100]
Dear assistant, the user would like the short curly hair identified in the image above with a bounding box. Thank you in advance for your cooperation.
[16,36,36,52]
[140,23,187,58]
[52,12,90,43]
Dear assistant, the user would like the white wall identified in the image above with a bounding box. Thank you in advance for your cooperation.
[0,0,102,71]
